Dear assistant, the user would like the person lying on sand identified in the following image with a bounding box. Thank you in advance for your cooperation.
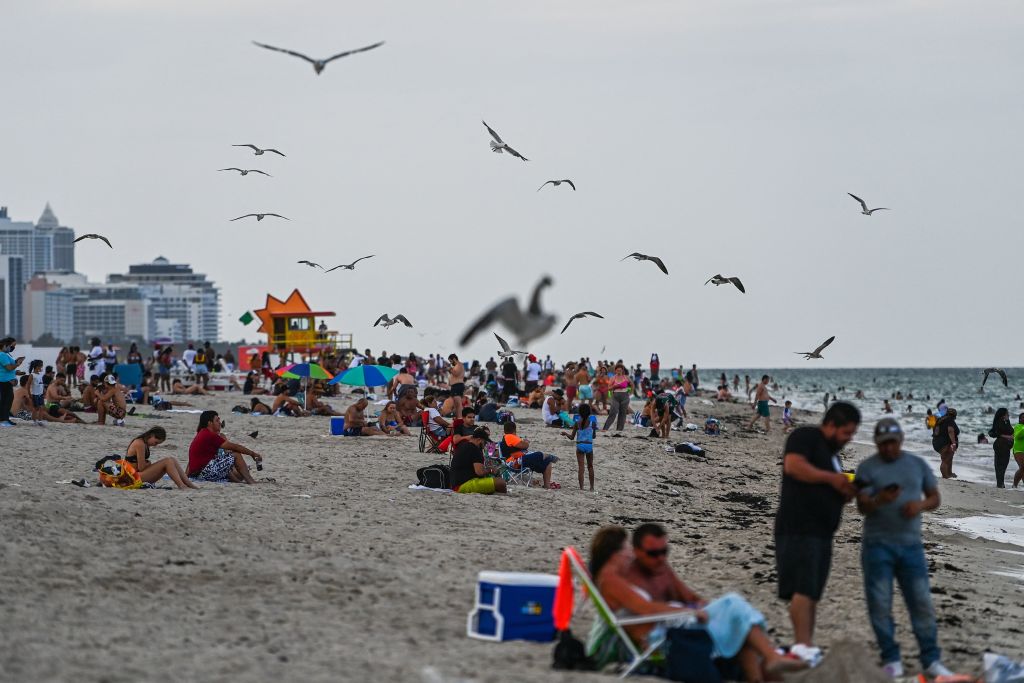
[271,390,308,417]
[589,525,806,681]
[250,397,272,415]
[187,411,262,484]
[126,426,197,489]
[378,401,410,435]
[342,398,385,436]
[171,379,209,396]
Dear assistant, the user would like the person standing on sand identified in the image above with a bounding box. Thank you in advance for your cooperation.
[1012,413,1024,488]
[774,402,860,660]
[931,408,959,479]
[649,353,660,382]
[447,354,465,418]
[603,364,633,432]
[747,375,777,432]
[854,418,951,680]
[989,409,1014,488]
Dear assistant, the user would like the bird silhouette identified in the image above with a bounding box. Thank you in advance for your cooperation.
[848,193,889,215]
[621,252,668,275]
[482,120,529,161]
[459,276,555,347]
[252,40,385,75]
[795,336,836,359]
[73,234,113,248]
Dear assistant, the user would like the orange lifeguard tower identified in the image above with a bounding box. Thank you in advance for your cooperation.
[246,289,353,365]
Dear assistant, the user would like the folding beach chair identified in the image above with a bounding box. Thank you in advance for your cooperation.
[560,547,695,678]
[493,439,535,487]
[418,410,445,454]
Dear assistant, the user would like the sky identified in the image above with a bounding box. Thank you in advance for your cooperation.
[2,0,1022,368]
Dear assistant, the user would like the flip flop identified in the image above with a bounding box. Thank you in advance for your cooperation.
[548,482,562,490]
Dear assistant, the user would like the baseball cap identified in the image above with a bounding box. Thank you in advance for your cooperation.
[873,418,903,444]
[104,375,117,385]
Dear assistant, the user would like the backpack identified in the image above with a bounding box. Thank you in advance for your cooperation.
[551,629,594,671]
[416,464,451,489]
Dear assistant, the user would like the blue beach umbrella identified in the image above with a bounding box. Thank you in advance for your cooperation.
[328,364,398,388]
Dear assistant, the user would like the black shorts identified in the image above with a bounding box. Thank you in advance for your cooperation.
[450,382,465,397]
[524,380,538,393]
[775,534,833,601]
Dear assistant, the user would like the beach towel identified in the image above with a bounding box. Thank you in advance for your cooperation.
[407,484,453,494]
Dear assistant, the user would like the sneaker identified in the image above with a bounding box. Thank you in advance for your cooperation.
[789,644,823,667]
[882,660,904,678]
[925,661,953,678]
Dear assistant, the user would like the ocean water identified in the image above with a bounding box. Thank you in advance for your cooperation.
[701,367,1024,487]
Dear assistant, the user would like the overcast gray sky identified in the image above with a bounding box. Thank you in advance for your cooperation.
[3,0,1022,367]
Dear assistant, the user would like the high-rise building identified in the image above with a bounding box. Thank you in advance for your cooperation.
[0,203,76,339]
[0,253,26,338]
[108,256,220,343]
[24,272,150,343]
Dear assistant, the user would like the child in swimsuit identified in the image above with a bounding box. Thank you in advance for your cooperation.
[782,400,794,433]
[563,403,597,491]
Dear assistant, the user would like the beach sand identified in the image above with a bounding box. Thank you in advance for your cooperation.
[1,391,1022,682]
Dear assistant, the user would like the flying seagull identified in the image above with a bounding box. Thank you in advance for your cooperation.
[459,276,555,348]
[494,332,528,361]
[297,260,324,270]
[230,213,289,222]
[560,311,604,334]
[218,168,271,176]
[982,368,1008,388]
[252,40,385,75]
[325,255,375,272]
[232,144,286,157]
[795,336,836,360]
[704,274,745,293]
[538,179,575,192]
[848,193,889,215]
[73,234,113,248]
[373,314,412,329]
[482,120,528,161]
[621,252,668,275]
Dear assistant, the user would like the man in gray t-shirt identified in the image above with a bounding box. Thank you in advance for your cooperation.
[854,418,949,679]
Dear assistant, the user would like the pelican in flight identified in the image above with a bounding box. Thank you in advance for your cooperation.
[482,120,529,161]
[252,40,385,75]
[795,336,836,360]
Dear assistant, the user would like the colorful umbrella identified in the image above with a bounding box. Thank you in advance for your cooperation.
[328,364,398,387]
[277,363,334,380]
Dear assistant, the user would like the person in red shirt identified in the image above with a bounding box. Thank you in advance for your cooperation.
[187,410,263,483]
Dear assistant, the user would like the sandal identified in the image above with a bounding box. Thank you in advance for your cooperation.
[548,482,562,490]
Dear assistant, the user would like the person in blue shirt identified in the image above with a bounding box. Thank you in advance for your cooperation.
[563,403,597,491]
[0,337,26,427]
[854,417,951,679]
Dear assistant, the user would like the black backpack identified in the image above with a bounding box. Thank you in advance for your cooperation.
[416,464,451,489]
[552,629,594,670]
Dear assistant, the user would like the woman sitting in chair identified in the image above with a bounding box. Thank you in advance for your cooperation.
[588,525,804,681]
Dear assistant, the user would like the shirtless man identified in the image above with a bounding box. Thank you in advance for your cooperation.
[624,523,704,605]
[172,379,209,396]
[80,375,102,411]
[44,372,75,409]
[11,377,35,421]
[96,375,128,426]
[747,374,777,433]
[342,397,385,436]
[447,354,465,418]
[396,385,420,425]
[563,362,579,406]
[388,366,417,400]
[271,389,308,416]
[575,364,592,408]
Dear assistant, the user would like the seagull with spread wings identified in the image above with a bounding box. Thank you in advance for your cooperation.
[232,144,286,157]
[230,213,288,222]
[325,255,375,272]
[560,311,603,334]
[252,40,385,75]
[459,276,555,347]
[494,332,528,360]
[538,179,575,192]
[795,336,836,360]
[297,260,324,270]
[982,368,1008,388]
[73,234,113,248]
[621,252,668,275]
[482,120,529,161]
[848,193,889,215]
[704,274,746,293]
[218,168,271,176]
[373,314,412,329]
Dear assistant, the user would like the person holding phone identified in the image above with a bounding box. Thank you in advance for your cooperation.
[0,337,26,427]
[854,418,949,679]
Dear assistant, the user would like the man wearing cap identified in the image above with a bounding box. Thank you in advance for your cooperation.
[450,427,507,494]
[524,354,542,394]
[96,373,128,426]
[854,418,949,679]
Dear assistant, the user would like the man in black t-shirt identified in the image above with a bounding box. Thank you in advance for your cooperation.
[450,427,507,494]
[775,401,860,653]
[499,359,519,403]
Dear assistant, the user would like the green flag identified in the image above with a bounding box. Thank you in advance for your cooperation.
[239,311,254,325]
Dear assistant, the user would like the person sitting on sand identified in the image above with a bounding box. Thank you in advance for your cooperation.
[587,525,806,681]
[450,426,507,494]
[717,384,734,401]
[187,411,263,483]
[378,401,410,435]
[501,422,558,489]
[271,389,308,417]
[342,397,385,436]
[526,385,545,409]
[171,378,209,396]
[126,426,197,490]
[11,376,35,421]
[542,388,569,427]
[96,374,127,426]
[396,385,421,426]
[243,371,269,395]
[250,397,272,415]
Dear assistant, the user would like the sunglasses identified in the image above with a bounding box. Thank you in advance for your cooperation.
[641,547,669,557]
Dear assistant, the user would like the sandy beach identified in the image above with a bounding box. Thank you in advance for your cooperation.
[1,390,1022,683]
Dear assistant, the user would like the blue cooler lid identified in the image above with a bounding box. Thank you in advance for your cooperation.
[477,571,559,587]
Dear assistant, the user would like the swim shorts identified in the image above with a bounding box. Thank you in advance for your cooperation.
[31,395,44,408]
[578,385,594,400]
[343,427,363,437]
[775,534,833,601]
[450,382,465,397]
[455,477,497,494]
[190,449,235,482]
[757,400,770,418]
[194,364,209,375]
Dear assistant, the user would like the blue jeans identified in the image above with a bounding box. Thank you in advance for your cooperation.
[861,541,940,667]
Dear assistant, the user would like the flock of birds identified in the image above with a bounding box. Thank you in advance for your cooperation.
[66,37,907,367]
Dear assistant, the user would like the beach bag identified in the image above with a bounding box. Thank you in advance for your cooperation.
[551,629,594,671]
[664,626,719,683]
[416,464,450,489]
[94,456,143,489]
